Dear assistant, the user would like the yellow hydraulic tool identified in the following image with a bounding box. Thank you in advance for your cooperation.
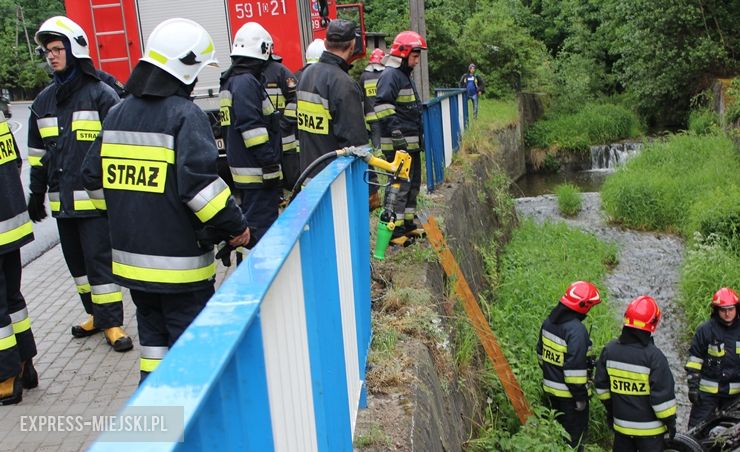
[336,146,411,260]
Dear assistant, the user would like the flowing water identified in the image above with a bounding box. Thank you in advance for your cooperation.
[515,193,691,429]
[511,142,643,197]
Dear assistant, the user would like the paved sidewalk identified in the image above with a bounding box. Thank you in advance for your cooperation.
[0,244,235,451]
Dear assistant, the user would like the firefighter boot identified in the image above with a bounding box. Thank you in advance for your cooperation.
[0,375,22,406]
[104,327,134,352]
[403,219,426,239]
[389,221,416,248]
[21,359,38,389]
[71,315,100,338]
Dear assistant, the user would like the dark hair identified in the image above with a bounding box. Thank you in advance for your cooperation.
[325,39,353,52]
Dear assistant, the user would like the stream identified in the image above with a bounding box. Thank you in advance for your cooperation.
[515,192,691,429]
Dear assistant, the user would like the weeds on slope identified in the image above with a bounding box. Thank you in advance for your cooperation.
[467,219,619,450]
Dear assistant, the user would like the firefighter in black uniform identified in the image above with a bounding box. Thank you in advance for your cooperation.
[537,281,602,449]
[296,19,368,182]
[374,31,427,242]
[595,295,677,451]
[358,48,386,210]
[220,22,282,249]
[263,52,299,191]
[82,18,250,382]
[686,287,740,428]
[28,16,132,352]
[0,112,38,405]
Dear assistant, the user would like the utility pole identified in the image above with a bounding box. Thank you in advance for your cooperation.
[408,0,430,101]
[17,5,34,60]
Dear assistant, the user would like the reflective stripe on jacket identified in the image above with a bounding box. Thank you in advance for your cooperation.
[28,75,119,218]
[263,60,298,153]
[536,316,590,400]
[0,115,33,254]
[81,94,246,293]
[295,51,368,179]
[374,57,423,153]
[359,68,383,124]
[685,317,740,396]
[594,338,676,436]
[220,71,282,189]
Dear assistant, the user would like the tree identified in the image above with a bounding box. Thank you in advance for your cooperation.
[0,0,64,93]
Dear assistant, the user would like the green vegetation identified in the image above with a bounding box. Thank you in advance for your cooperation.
[525,103,642,152]
[354,424,391,448]
[471,219,619,449]
[476,98,519,130]
[680,236,740,334]
[349,0,738,127]
[555,183,582,217]
[601,132,740,336]
[0,0,64,93]
[601,134,740,234]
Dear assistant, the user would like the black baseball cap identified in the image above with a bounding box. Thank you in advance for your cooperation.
[326,19,357,42]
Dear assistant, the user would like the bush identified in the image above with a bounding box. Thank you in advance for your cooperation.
[472,219,619,448]
[687,109,720,134]
[685,186,740,254]
[555,183,582,216]
[680,236,740,333]
[526,103,642,152]
[601,133,740,237]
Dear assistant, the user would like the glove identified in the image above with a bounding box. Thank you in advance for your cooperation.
[27,193,47,222]
[664,416,676,440]
[391,130,407,151]
[574,400,587,412]
[688,388,699,404]
[215,242,234,267]
[688,373,700,404]
[261,164,283,189]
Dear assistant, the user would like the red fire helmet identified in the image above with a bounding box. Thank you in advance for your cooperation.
[389,31,427,59]
[559,281,601,314]
[624,295,661,333]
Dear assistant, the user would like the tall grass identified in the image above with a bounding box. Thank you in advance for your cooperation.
[680,234,740,335]
[601,133,740,236]
[470,219,620,449]
[526,103,642,152]
[475,97,520,130]
[555,183,582,217]
[601,132,740,337]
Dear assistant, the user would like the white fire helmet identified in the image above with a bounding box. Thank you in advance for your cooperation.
[141,18,218,85]
[305,39,326,64]
[231,22,273,60]
[35,16,91,59]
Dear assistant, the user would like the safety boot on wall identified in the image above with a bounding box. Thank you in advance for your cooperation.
[71,315,100,338]
[0,375,22,405]
[104,327,133,352]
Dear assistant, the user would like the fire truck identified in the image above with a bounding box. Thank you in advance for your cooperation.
[63,0,365,166]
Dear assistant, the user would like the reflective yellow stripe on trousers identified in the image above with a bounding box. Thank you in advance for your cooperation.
[10,308,31,334]
[140,346,168,372]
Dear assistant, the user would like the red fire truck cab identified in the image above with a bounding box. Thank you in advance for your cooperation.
[64,0,365,103]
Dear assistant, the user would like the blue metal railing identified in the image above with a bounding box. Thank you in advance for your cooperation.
[92,156,371,451]
[423,88,469,192]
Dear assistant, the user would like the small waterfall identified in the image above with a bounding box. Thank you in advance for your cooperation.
[590,142,642,170]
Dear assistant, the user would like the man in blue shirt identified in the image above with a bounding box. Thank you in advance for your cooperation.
[459,63,485,119]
